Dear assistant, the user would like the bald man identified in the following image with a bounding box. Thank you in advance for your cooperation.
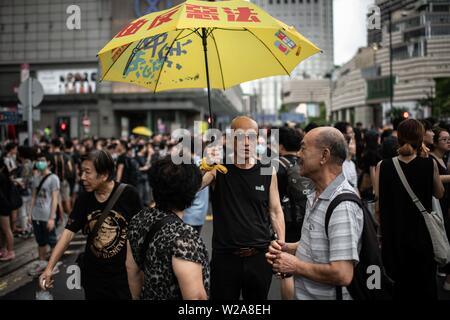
[202,116,285,300]
[266,127,364,300]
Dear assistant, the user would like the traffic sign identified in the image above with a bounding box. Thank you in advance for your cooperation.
[18,78,44,107]
[22,108,41,122]
[0,111,21,125]
[82,117,91,127]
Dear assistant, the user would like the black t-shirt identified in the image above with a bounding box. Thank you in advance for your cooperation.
[135,155,148,182]
[66,182,143,276]
[275,155,298,201]
[117,154,127,171]
[50,152,71,182]
[361,149,382,174]
[211,162,273,250]
[117,154,140,186]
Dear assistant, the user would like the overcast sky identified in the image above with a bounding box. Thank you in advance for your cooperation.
[334,0,375,66]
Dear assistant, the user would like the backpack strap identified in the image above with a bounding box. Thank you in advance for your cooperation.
[139,213,179,268]
[36,173,53,197]
[279,156,293,169]
[89,183,127,241]
[325,193,363,238]
[273,156,294,170]
[325,192,363,300]
[60,154,65,182]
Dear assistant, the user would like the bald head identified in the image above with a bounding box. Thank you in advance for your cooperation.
[308,127,347,166]
[231,116,258,131]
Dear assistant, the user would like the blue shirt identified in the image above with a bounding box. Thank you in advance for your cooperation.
[183,155,209,226]
[183,186,209,226]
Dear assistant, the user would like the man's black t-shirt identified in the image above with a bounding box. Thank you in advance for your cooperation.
[117,154,127,180]
[50,152,71,182]
[117,154,139,186]
[66,182,142,277]
[117,154,126,167]
[211,162,273,250]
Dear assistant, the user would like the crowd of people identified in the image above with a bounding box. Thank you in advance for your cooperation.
[0,115,449,300]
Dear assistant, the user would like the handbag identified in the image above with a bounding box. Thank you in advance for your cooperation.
[76,183,127,286]
[393,157,450,266]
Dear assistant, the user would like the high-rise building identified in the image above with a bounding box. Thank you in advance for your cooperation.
[331,0,450,127]
[245,0,333,114]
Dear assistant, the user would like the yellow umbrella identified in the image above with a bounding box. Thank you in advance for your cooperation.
[98,0,321,127]
[132,126,153,137]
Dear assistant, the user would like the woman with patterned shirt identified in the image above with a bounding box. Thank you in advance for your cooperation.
[126,156,209,300]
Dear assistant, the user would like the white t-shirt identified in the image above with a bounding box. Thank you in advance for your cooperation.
[32,174,60,221]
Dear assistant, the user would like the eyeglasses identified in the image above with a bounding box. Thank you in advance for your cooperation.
[439,138,450,142]
[233,132,258,140]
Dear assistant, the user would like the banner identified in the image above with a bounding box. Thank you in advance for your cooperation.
[37,69,97,95]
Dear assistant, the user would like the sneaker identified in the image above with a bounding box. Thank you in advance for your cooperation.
[28,260,48,277]
[19,230,33,239]
[0,251,15,262]
[444,282,450,291]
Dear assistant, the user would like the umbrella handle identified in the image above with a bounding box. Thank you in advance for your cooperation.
[202,27,213,129]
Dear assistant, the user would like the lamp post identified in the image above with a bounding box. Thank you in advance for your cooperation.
[389,9,394,112]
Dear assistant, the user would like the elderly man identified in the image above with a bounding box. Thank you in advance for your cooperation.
[266,127,363,300]
[202,116,285,300]
[39,150,142,300]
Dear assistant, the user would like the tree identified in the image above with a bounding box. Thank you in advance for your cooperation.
[308,102,329,126]
[385,106,409,122]
[435,78,450,116]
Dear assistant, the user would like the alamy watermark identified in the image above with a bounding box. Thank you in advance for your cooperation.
[66,5,81,30]
[170,122,279,176]
[367,5,381,30]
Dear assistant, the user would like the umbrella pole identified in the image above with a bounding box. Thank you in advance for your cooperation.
[202,28,213,129]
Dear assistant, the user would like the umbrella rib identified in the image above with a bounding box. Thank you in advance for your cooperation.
[153,29,186,93]
[244,28,291,76]
[99,42,133,82]
[209,30,226,90]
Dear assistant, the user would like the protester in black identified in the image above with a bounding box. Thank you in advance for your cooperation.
[0,161,15,261]
[376,119,444,299]
[429,127,450,290]
[202,116,285,300]
[39,150,142,299]
[275,127,304,243]
[116,140,140,187]
[49,138,73,216]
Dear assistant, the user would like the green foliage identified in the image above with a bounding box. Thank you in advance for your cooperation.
[385,106,409,120]
[308,102,329,126]
[435,78,450,117]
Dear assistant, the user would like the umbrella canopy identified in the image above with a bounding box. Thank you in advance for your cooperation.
[98,0,321,125]
[132,126,153,137]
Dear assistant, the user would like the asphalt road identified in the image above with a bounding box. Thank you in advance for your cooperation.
[0,220,281,300]
[2,219,449,300]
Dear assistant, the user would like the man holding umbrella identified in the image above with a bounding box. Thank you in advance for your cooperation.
[202,116,285,300]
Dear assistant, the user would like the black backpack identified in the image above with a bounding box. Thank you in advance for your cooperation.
[276,157,313,229]
[122,156,141,187]
[325,193,393,300]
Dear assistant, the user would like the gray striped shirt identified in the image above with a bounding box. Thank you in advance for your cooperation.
[294,174,363,300]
